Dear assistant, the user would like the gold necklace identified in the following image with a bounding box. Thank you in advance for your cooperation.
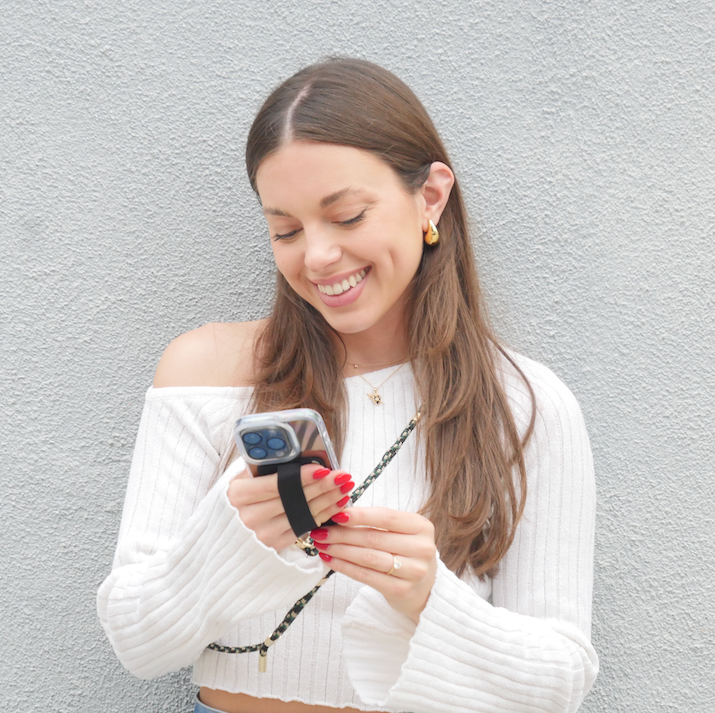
[353,362,406,405]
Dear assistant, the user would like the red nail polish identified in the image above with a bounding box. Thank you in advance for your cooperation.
[312,468,330,479]
[332,512,350,523]
[314,542,330,550]
[310,528,329,541]
[334,473,351,485]
[319,552,333,563]
[340,481,354,494]
[337,495,350,507]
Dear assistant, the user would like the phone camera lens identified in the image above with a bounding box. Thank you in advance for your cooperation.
[242,432,261,445]
[248,447,267,459]
[266,437,286,450]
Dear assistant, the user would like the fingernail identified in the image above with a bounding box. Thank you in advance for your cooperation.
[314,542,330,550]
[332,512,350,523]
[312,468,331,479]
[310,528,329,541]
[340,481,354,494]
[334,473,351,485]
[337,495,350,507]
[319,552,333,563]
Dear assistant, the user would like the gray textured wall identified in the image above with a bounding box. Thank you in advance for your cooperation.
[1,1,713,711]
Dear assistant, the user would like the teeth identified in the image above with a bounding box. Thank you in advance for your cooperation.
[317,268,368,296]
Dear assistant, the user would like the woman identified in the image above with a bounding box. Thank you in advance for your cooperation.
[98,58,598,713]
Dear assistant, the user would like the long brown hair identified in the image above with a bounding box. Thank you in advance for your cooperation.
[245,58,535,578]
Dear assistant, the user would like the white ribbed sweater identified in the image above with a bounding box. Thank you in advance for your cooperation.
[97,353,598,712]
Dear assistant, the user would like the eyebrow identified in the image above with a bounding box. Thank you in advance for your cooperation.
[262,187,367,217]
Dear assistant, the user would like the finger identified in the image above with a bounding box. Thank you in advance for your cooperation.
[311,494,352,528]
[326,506,433,536]
[237,495,290,525]
[299,464,336,487]
[301,469,353,501]
[231,466,345,510]
[229,472,282,506]
[249,512,295,550]
[310,524,420,558]
[240,478,350,534]
[318,553,412,595]
[303,470,355,521]
[316,543,409,577]
[307,482,354,520]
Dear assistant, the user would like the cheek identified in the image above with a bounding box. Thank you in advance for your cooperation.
[272,245,315,298]
[389,226,423,277]
[272,249,296,288]
[272,244,298,277]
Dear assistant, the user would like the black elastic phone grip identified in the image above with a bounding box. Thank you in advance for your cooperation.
[276,461,319,537]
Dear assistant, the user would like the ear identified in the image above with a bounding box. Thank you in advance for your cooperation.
[419,162,455,230]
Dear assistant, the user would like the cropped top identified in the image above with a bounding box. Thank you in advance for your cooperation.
[97,353,598,712]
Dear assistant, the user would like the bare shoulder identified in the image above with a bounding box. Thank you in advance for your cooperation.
[152,320,268,388]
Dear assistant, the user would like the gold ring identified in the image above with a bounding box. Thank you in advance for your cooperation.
[386,554,402,576]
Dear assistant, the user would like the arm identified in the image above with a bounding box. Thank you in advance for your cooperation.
[97,389,331,679]
[97,326,342,679]
[339,365,598,712]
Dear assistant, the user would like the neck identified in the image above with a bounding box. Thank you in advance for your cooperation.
[331,308,410,376]
[343,341,408,368]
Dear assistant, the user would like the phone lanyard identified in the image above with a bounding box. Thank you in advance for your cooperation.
[206,410,421,671]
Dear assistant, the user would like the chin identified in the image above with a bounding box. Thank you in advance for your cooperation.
[322,316,373,336]
[315,309,378,337]
[296,285,397,338]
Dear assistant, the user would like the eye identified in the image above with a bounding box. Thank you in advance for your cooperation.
[272,228,301,241]
[338,209,367,226]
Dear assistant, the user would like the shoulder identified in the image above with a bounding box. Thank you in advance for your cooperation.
[496,348,586,435]
[152,320,268,388]
[496,350,594,496]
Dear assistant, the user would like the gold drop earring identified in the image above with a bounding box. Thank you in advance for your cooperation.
[424,219,440,245]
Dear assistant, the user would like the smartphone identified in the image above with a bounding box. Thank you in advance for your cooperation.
[234,408,340,477]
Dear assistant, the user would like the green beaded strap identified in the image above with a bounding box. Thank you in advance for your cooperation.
[206,411,421,670]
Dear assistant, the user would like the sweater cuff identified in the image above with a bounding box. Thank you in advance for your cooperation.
[342,559,493,709]
[340,583,417,700]
[342,558,598,713]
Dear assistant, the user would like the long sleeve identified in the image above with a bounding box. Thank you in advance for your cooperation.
[97,389,327,680]
[341,359,598,712]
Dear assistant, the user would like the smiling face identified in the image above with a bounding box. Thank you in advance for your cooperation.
[255,141,426,343]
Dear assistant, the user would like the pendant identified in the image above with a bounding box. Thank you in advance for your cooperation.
[368,389,383,405]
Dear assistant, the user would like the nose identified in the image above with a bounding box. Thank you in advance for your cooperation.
[303,227,342,274]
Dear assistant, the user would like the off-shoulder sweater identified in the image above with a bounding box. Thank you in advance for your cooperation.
[97,353,598,712]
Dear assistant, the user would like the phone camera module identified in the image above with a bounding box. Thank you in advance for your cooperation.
[239,425,295,462]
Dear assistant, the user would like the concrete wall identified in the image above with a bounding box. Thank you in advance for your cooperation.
[1,1,713,710]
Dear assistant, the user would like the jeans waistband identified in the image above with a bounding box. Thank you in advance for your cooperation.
[194,694,231,713]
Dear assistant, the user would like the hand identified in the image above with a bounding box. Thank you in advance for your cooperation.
[227,465,354,551]
[309,507,437,623]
